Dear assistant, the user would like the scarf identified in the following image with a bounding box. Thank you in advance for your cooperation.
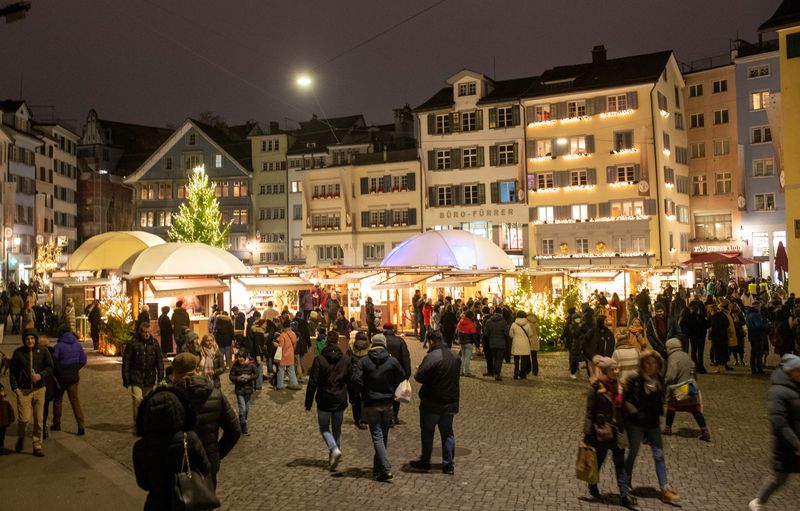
[201,346,215,378]
[602,380,623,408]
[642,373,662,395]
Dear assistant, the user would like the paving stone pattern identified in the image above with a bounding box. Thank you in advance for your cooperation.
[1,335,798,510]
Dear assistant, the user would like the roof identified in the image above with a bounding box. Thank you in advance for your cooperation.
[381,230,515,270]
[94,118,173,175]
[0,100,25,112]
[286,115,368,155]
[759,0,800,31]
[414,87,453,112]
[190,119,255,169]
[66,231,166,271]
[477,76,539,105]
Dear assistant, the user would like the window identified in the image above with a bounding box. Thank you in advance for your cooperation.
[570,169,588,186]
[753,158,775,177]
[751,90,770,110]
[497,106,514,128]
[533,139,551,157]
[499,181,516,203]
[537,172,554,189]
[572,204,589,221]
[369,210,386,227]
[541,239,554,255]
[569,136,587,154]
[748,64,771,78]
[458,81,476,96]
[317,245,344,261]
[692,175,708,196]
[713,109,729,125]
[177,184,186,199]
[675,147,688,165]
[674,85,681,108]
[498,143,515,165]
[500,223,524,251]
[712,79,727,93]
[789,32,800,59]
[184,154,202,170]
[662,132,670,151]
[680,232,689,252]
[462,147,478,168]
[689,113,704,129]
[293,204,302,220]
[690,142,706,159]
[214,181,229,198]
[533,104,551,122]
[158,183,172,200]
[461,111,477,132]
[437,186,453,206]
[463,184,479,205]
[232,209,248,225]
[312,213,340,229]
[157,211,172,227]
[232,180,247,197]
[364,243,385,261]
[435,114,450,134]
[576,238,589,254]
[751,126,772,144]
[713,139,730,155]
[657,92,668,111]
[606,94,627,112]
[392,209,409,226]
[677,205,689,224]
[260,140,267,152]
[140,184,154,200]
[566,100,586,118]
[435,149,451,170]
[537,206,554,223]
[215,154,223,168]
[613,131,633,151]
[610,200,644,217]
[755,193,776,211]
[694,213,732,240]
[674,112,684,130]
[140,211,154,227]
[616,165,635,182]
[290,180,302,193]
[162,156,173,170]
[612,236,625,252]
[291,239,304,260]
[186,133,196,145]
[715,172,732,194]
[688,84,703,97]
[391,175,408,191]
[259,208,268,220]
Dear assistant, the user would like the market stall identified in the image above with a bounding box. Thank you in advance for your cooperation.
[233,275,313,315]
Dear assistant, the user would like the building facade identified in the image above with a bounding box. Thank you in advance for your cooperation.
[416,70,531,266]
[525,47,691,273]
[249,122,290,265]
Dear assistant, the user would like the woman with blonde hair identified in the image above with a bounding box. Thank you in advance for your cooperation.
[198,333,225,388]
[627,317,648,351]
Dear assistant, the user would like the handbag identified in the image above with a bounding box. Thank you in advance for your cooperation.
[172,433,220,511]
[394,379,412,403]
[273,346,282,363]
[575,443,599,484]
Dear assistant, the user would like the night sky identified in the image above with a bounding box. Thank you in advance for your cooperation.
[0,0,777,133]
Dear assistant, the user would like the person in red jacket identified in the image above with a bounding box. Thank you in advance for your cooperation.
[456,312,478,377]
[421,299,433,347]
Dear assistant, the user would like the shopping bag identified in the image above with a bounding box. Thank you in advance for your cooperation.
[394,379,412,403]
[172,433,220,511]
[575,443,599,484]
[273,346,282,363]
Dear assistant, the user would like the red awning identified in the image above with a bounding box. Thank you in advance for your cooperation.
[775,242,788,273]
[682,252,756,265]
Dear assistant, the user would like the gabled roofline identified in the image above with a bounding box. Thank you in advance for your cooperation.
[446,69,490,85]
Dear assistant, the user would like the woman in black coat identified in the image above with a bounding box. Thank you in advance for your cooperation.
[750,354,800,509]
[440,305,458,348]
[680,302,708,374]
[708,304,729,371]
[132,387,211,511]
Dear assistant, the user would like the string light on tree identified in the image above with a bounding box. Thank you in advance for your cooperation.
[169,165,231,249]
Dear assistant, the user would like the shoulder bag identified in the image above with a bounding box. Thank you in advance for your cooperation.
[172,433,220,511]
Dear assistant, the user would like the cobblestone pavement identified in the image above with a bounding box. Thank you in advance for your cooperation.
[2,334,798,510]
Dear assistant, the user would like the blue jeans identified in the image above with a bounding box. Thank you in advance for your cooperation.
[419,408,455,469]
[220,346,232,368]
[317,410,344,451]
[413,312,422,337]
[276,364,298,389]
[625,425,668,490]
[235,394,251,426]
[254,362,263,390]
[594,443,629,498]
[459,344,473,375]
[364,403,394,474]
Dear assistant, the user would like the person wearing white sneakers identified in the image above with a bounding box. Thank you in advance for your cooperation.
[749,354,800,510]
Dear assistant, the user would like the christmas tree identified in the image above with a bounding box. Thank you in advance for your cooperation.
[35,241,62,276]
[169,165,231,248]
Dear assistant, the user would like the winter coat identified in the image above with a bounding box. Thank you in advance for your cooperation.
[612,341,641,385]
[664,343,695,385]
[583,383,627,448]
[305,344,351,412]
[680,311,708,343]
[198,347,225,387]
[170,307,190,336]
[746,309,769,344]
[624,373,665,429]
[483,313,510,350]
[158,313,173,344]
[300,291,314,312]
[440,309,458,341]
[276,329,297,366]
[456,317,478,345]
[172,375,240,475]
[9,294,23,315]
[510,317,534,356]
[527,315,540,351]
[422,303,433,326]
[229,360,257,396]
[415,345,460,414]
[709,311,730,359]
[384,329,411,378]
[213,313,234,348]
[52,331,87,386]
[132,388,211,511]
[352,346,405,406]
[584,318,616,360]
[121,335,164,388]
[0,398,15,427]
[646,316,678,356]
[722,310,738,348]
[766,367,800,473]
[9,330,54,391]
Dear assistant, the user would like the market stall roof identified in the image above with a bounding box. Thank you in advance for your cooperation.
[682,252,756,265]
[148,278,229,298]
[381,230,515,270]
[569,270,622,281]
[49,277,111,288]
[237,275,312,291]
[66,231,165,271]
[427,274,497,288]
[373,272,435,290]
[122,242,251,278]
[319,271,382,285]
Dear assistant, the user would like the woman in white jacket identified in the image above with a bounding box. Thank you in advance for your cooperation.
[511,311,534,379]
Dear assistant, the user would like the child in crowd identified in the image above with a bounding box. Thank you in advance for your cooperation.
[315,327,327,356]
[229,349,257,435]
[0,383,15,454]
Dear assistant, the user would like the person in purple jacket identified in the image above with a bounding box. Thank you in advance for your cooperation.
[51,325,87,435]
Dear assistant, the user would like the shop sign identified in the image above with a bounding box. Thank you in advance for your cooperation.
[439,207,516,220]
[691,244,741,253]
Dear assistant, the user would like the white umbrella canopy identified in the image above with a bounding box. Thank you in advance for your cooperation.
[381,230,515,270]
[66,231,166,271]
[122,242,251,278]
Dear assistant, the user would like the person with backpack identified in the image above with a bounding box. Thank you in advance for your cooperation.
[51,326,87,436]
[213,309,234,369]
[346,332,370,429]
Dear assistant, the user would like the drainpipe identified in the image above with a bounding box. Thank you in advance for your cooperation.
[648,81,665,267]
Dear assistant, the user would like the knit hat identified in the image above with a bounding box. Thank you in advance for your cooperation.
[370,334,387,347]
[595,357,618,370]
[654,302,666,311]
[665,338,682,351]
[172,352,198,376]
[781,354,800,373]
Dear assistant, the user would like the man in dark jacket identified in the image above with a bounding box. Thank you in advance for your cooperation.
[352,334,406,481]
[9,329,54,456]
[680,302,709,374]
[158,306,173,356]
[170,352,240,487]
[122,321,164,424]
[636,288,652,326]
[232,306,246,346]
[583,316,615,362]
[410,331,460,475]
[86,300,102,351]
[440,305,458,348]
[170,301,190,352]
[746,302,770,375]
[51,326,87,435]
[214,310,235,368]
[646,302,678,357]
[305,331,351,471]
[482,310,510,381]
[383,324,411,426]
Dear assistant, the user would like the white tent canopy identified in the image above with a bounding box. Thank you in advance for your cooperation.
[237,276,312,291]
[380,230,515,270]
[66,231,165,271]
[122,243,250,278]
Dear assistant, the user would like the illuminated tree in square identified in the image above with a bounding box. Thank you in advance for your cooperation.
[169,165,231,248]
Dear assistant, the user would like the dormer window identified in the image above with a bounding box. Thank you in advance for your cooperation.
[306,141,317,149]
[458,81,477,97]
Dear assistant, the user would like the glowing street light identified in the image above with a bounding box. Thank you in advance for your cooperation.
[296,75,312,88]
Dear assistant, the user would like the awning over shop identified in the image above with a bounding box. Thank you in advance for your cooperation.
[373,273,435,290]
[122,243,250,278]
[427,275,495,288]
[237,276,312,291]
[682,252,756,265]
[319,271,381,285]
[67,231,165,271]
[49,277,110,288]
[148,278,229,298]
[568,271,622,281]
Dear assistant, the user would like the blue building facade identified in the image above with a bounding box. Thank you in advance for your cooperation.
[734,40,785,279]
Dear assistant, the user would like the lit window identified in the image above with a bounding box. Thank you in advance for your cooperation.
[751,90,770,110]
[215,154,223,168]
[569,136,587,154]
[533,104,550,122]
[576,238,589,254]
[499,181,516,203]
[567,100,586,118]
[754,193,776,211]
[537,206,554,222]
[534,139,551,157]
[753,158,775,177]
[606,94,627,112]
[571,204,589,221]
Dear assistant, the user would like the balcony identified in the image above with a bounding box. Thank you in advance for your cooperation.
[311,192,341,200]
[311,224,341,232]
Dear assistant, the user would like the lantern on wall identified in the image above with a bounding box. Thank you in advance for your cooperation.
[596,241,606,252]
[559,242,569,254]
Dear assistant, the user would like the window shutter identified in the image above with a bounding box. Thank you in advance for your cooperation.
[489,145,498,166]
[526,139,537,158]
[529,173,538,191]
[454,184,464,206]
[512,105,521,126]
[428,186,438,207]
[599,202,611,217]
[555,171,569,187]
[587,168,597,185]
[606,166,616,183]
[594,96,606,115]
[525,106,535,124]
[361,211,369,227]
[477,146,485,166]
[476,109,483,130]
[512,142,519,164]
[626,91,638,109]
[644,198,657,215]
[553,102,566,119]
[478,183,486,204]
[585,135,595,153]
[360,177,368,194]
[491,224,501,245]
[553,139,566,157]
[529,207,538,222]
[488,108,497,129]
[408,208,417,226]
[451,112,460,132]
[427,150,436,170]
[588,203,597,219]
[427,114,435,134]
[384,209,392,225]
[555,205,570,220]
[450,148,461,169]
[406,172,416,191]
[634,164,641,181]
[490,182,499,203]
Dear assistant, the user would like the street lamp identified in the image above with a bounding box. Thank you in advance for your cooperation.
[296,74,312,89]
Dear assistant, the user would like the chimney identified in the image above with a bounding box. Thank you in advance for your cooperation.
[592,45,607,65]
[269,121,279,134]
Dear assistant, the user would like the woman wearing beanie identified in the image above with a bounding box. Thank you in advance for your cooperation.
[749,354,800,511]
[663,338,710,441]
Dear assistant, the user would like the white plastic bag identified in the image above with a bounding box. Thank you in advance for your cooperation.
[394,379,412,403]
[273,346,282,363]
